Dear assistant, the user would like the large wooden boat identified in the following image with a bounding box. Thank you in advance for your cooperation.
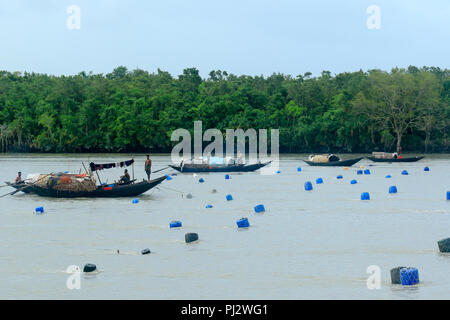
[302,157,363,167]
[14,176,166,198]
[366,156,424,163]
[169,161,271,173]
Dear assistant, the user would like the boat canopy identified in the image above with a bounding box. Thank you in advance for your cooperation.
[89,159,134,171]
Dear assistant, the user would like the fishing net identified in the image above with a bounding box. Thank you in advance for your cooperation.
[35,173,97,192]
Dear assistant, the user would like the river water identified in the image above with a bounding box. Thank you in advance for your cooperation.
[0,153,449,300]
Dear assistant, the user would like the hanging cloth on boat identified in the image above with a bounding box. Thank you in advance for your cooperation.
[89,159,134,172]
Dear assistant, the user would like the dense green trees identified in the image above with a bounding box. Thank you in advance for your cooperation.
[0,66,448,153]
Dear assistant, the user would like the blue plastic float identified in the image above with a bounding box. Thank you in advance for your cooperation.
[170,221,182,228]
[226,194,233,201]
[316,178,323,184]
[236,218,250,228]
[350,179,357,184]
[424,167,430,172]
[400,268,419,286]
[165,175,173,180]
[254,204,265,213]
[206,204,213,208]
[336,175,343,179]
[225,174,230,180]
[385,175,392,178]
[401,170,409,175]
[297,167,302,172]
[35,206,44,214]
[364,169,371,175]
[357,170,363,175]
[389,186,398,194]
[304,181,313,191]
[132,198,139,204]
[199,178,205,183]
[361,192,370,200]
[447,191,450,200]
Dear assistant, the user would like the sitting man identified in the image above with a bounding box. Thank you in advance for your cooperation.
[15,172,23,184]
[119,169,131,184]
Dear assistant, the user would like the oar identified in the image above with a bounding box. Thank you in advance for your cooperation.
[152,166,171,174]
[0,178,33,188]
[0,173,54,198]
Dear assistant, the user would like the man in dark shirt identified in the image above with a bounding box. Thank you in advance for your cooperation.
[119,169,131,184]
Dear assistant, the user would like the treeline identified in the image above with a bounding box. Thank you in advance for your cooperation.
[0,66,448,153]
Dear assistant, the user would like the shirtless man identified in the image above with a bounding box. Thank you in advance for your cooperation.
[145,155,152,181]
[15,172,23,184]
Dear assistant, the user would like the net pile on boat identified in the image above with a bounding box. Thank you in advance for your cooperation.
[34,173,97,192]
[372,152,396,159]
[308,154,340,163]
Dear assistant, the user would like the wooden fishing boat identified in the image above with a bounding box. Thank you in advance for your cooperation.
[5,158,166,198]
[366,156,424,163]
[302,157,363,167]
[169,161,271,173]
[12,176,166,198]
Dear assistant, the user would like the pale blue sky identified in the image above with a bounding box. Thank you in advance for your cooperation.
[0,0,448,77]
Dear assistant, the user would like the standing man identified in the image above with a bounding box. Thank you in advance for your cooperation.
[145,154,152,181]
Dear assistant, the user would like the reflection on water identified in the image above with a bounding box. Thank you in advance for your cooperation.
[0,153,449,299]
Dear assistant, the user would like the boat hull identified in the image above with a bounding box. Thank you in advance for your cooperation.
[5,182,33,193]
[302,157,363,167]
[169,162,271,173]
[15,176,166,198]
[366,156,424,163]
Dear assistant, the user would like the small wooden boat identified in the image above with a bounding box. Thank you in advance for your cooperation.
[169,161,271,173]
[13,176,166,198]
[302,157,363,167]
[366,156,424,163]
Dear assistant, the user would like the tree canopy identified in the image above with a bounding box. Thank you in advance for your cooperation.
[0,66,448,153]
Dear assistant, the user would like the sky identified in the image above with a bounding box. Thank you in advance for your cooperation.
[0,0,448,77]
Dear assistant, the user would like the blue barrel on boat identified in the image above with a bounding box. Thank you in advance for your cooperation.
[254,204,265,213]
[337,175,343,179]
[385,175,392,178]
[364,169,370,175]
[226,194,233,201]
[35,206,44,214]
[236,218,250,228]
[316,178,323,184]
[401,170,408,175]
[170,220,182,228]
[350,179,357,185]
[357,170,363,175]
[199,178,205,183]
[225,174,230,180]
[447,191,450,200]
[424,167,430,172]
[132,198,139,204]
[297,167,302,172]
[361,192,370,200]
[389,186,397,194]
[185,233,199,243]
[165,175,173,180]
[304,181,313,191]
[400,268,419,286]
[206,204,213,208]
[276,170,281,174]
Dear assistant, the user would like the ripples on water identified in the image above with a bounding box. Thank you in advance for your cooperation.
[0,154,449,299]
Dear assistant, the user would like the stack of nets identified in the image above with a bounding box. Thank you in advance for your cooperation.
[372,152,395,159]
[309,154,340,163]
[35,173,97,192]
